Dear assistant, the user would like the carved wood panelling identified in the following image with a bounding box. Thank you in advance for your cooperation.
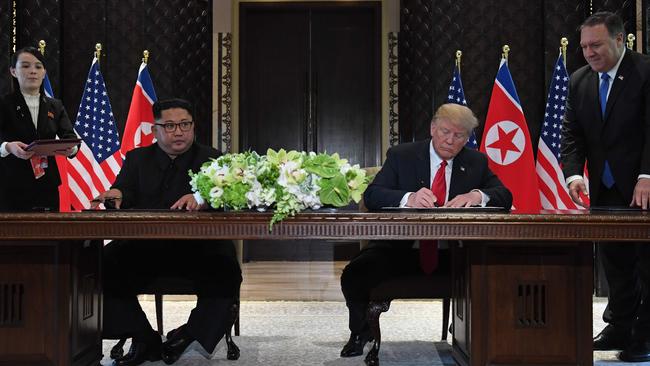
[0,283,24,326]
[0,211,648,241]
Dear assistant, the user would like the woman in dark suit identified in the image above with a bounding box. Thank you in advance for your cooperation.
[0,47,77,211]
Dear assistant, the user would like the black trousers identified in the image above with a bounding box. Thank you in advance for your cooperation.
[597,184,650,339]
[340,241,450,334]
[102,239,242,353]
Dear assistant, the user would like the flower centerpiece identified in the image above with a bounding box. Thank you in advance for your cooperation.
[189,149,372,229]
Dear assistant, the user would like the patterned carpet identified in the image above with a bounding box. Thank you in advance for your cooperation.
[100,299,650,366]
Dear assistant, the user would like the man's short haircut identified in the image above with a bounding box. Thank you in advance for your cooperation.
[153,98,194,120]
[580,11,624,38]
[431,103,478,132]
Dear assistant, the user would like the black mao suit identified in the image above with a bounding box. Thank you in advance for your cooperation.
[0,91,77,211]
[561,49,650,337]
[102,142,242,353]
[341,140,512,334]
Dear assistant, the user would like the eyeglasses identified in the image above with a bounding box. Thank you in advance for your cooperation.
[437,127,468,142]
[154,121,194,133]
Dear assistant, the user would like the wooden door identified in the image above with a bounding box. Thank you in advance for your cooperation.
[239,2,381,261]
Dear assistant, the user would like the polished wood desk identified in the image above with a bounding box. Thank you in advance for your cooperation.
[0,210,648,366]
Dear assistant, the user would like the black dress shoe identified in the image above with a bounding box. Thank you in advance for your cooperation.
[618,340,650,362]
[162,325,195,365]
[340,332,373,357]
[593,324,631,351]
[115,336,162,366]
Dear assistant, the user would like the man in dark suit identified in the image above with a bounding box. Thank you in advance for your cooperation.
[93,98,241,366]
[561,11,650,362]
[339,103,512,357]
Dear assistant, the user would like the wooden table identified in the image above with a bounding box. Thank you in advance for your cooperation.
[0,210,648,366]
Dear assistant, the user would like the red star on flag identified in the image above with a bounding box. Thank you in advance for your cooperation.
[487,125,520,163]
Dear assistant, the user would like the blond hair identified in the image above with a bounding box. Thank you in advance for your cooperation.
[431,103,478,133]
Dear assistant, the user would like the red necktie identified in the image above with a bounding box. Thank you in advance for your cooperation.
[420,160,447,274]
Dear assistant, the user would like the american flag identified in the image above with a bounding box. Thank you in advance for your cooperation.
[67,57,122,210]
[535,53,583,209]
[446,64,478,149]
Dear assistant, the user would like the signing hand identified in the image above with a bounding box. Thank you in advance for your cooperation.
[631,178,650,210]
[90,188,123,209]
[171,193,205,211]
[6,141,35,160]
[445,190,482,207]
[406,188,437,208]
[568,179,589,208]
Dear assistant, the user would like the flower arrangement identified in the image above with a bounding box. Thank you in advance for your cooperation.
[189,149,372,228]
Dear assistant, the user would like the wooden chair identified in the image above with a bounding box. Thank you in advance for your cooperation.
[364,274,451,366]
[359,166,452,366]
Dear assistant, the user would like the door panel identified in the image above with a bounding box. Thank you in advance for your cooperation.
[239,3,381,261]
[312,7,380,167]
[240,8,309,152]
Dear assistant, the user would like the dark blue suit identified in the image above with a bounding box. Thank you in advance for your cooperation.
[562,49,650,338]
[341,139,512,334]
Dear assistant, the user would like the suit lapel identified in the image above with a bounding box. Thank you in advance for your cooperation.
[36,95,51,138]
[415,140,431,190]
[12,92,38,138]
[604,51,632,122]
[449,148,468,198]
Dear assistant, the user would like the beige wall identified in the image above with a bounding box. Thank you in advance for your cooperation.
[213,0,399,156]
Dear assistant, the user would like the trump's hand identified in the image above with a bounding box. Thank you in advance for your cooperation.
[568,179,589,208]
[6,141,34,160]
[90,188,123,209]
[445,190,482,207]
[406,188,436,208]
[171,193,205,211]
[631,178,650,210]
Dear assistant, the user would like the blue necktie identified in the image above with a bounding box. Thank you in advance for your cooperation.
[600,73,615,188]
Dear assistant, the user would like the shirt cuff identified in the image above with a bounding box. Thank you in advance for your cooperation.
[193,192,206,206]
[565,174,584,186]
[471,189,489,207]
[399,192,411,207]
[0,142,8,158]
[639,174,650,180]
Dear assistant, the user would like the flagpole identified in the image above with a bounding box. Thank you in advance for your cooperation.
[455,50,462,73]
[627,33,635,50]
[95,43,102,63]
[560,37,568,65]
[142,50,149,64]
[502,45,510,62]
[38,40,46,55]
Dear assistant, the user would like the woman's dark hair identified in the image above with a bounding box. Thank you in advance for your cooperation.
[10,46,47,94]
[153,98,195,120]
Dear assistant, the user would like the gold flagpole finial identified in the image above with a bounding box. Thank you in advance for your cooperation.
[560,37,568,65]
[502,45,510,62]
[142,50,150,64]
[455,50,462,72]
[627,33,635,50]
[95,43,102,60]
[38,40,46,56]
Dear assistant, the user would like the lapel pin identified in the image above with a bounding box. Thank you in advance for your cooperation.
[618,75,624,81]
[16,105,20,110]
[460,166,466,172]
